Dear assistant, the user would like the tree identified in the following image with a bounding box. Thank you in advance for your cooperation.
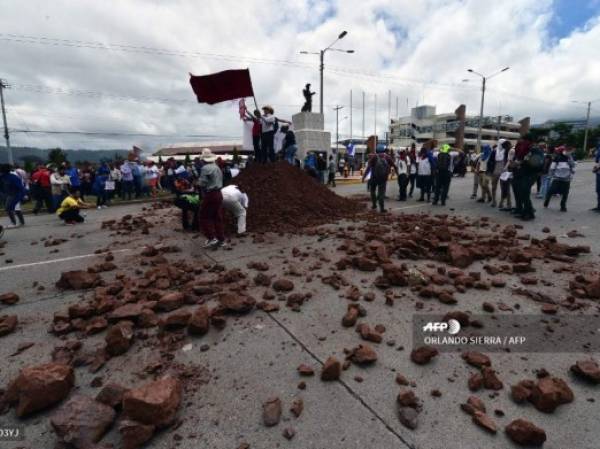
[48,148,67,166]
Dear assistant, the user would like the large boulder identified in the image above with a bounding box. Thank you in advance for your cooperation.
[529,376,573,413]
[5,363,74,417]
[122,377,182,428]
[50,395,116,448]
[56,271,101,290]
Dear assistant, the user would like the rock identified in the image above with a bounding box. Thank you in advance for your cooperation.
[122,377,182,428]
[0,314,18,336]
[50,394,116,448]
[540,303,558,314]
[353,257,378,272]
[218,293,256,314]
[96,383,129,409]
[482,367,503,390]
[85,316,108,335]
[262,397,282,427]
[257,301,280,312]
[342,307,359,327]
[159,309,192,330]
[272,279,294,292]
[0,292,19,305]
[511,381,533,403]
[472,411,497,434]
[140,246,159,257]
[491,278,506,288]
[396,374,409,386]
[56,271,101,290]
[571,359,600,384]
[282,427,296,440]
[105,321,134,356]
[107,303,145,322]
[448,243,473,268]
[138,309,158,328]
[505,419,546,447]
[119,418,155,449]
[156,292,184,312]
[350,344,378,365]
[5,362,74,417]
[397,389,419,408]
[462,351,491,368]
[356,323,383,343]
[253,273,271,287]
[188,306,210,335]
[461,396,486,415]
[321,357,341,381]
[248,261,269,271]
[290,397,303,417]
[410,346,438,365]
[482,302,496,313]
[297,364,314,376]
[529,376,573,413]
[397,406,419,430]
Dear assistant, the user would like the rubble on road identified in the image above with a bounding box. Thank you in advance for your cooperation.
[0,314,18,336]
[570,359,600,384]
[505,419,547,446]
[262,397,282,427]
[0,292,19,305]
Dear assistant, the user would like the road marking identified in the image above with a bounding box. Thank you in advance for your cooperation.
[0,249,132,272]
[391,203,429,211]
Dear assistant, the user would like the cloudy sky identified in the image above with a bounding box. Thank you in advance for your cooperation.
[1,0,599,151]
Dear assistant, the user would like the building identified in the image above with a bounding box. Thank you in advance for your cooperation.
[389,105,530,151]
[150,141,248,162]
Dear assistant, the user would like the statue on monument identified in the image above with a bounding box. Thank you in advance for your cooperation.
[301,83,316,112]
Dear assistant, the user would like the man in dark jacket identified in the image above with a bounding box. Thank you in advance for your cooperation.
[362,147,397,213]
[0,164,26,228]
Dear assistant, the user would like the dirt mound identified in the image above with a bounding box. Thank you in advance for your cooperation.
[233,162,364,233]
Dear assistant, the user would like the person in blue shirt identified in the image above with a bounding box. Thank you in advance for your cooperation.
[64,162,81,196]
[1,164,26,227]
[93,162,110,209]
[592,142,600,212]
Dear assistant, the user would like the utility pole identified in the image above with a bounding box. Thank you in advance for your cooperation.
[583,101,591,157]
[395,96,399,119]
[387,90,391,146]
[374,93,377,138]
[0,79,13,166]
[496,115,502,139]
[362,91,365,139]
[334,105,343,155]
[319,50,324,115]
[349,90,353,141]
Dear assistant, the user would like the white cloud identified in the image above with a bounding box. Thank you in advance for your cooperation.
[0,0,599,150]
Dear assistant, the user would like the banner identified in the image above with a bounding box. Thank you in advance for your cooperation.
[189,69,254,105]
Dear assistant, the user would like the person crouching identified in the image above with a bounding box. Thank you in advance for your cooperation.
[198,148,226,248]
[221,184,249,235]
[57,188,92,225]
[174,191,200,231]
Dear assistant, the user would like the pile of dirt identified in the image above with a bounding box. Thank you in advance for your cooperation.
[232,161,364,233]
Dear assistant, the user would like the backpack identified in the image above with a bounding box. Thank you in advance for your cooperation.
[371,155,389,183]
[524,146,544,172]
[437,152,450,172]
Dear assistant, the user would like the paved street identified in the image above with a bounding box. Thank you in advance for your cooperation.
[0,163,599,449]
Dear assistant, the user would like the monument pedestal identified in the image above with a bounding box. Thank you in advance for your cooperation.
[292,112,331,162]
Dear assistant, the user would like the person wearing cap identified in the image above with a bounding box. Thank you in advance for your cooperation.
[362,145,397,212]
[259,106,291,163]
[198,148,226,248]
[221,184,249,235]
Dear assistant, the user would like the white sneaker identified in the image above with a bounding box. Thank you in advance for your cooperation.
[203,238,218,248]
[97,206,102,210]
[216,240,227,248]
[5,223,17,229]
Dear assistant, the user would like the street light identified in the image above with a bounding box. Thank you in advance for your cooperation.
[466,66,510,152]
[299,31,354,115]
[571,98,600,156]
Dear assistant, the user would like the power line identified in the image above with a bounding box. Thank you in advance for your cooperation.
[9,129,240,138]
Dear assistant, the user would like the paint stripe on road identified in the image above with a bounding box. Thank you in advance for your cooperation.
[391,203,430,211]
[0,249,132,272]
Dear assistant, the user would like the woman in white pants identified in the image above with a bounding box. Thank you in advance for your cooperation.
[221,185,248,235]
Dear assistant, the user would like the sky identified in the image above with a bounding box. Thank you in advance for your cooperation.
[1,0,599,151]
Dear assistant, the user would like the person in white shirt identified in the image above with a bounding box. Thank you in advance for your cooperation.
[395,149,409,201]
[144,161,159,198]
[258,105,291,163]
[221,184,249,235]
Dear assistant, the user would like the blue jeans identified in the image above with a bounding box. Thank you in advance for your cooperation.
[538,175,551,198]
[285,145,297,164]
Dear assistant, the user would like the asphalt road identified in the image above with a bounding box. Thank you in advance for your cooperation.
[0,163,599,449]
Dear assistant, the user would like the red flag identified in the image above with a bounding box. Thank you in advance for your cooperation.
[189,69,254,105]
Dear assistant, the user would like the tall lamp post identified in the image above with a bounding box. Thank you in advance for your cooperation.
[466,67,509,152]
[571,99,599,157]
[300,31,354,115]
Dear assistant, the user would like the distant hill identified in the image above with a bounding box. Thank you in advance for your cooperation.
[0,146,130,165]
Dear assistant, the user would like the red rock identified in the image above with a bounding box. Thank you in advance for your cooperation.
[512,263,534,274]
[188,305,209,335]
[107,303,145,323]
[257,301,280,312]
[86,316,108,335]
[0,292,19,305]
[56,271,101,290]
[105,321,134,356]
[96,383,129,409]
[342,307,359,327]
[397,406,418,430]
[511,382,533,403]
[0,314,18,336]
[472,411,497,434]
[159,310,191,330]
[460,395,486,415]
[218,293,256,314]
[156,292,184,312]
[482,367,503,390]
[282,427,296,440]
[396,374,409,386]
[529,376,573,413]
[122,377,182,428]
[410,346,438,365]
[482,302,495,313]
[571,359,600,384]
[462,351,491,368]
[290,397,303,418]
[262,397,282,427]
[297,364,314,376]
[247,261,269,271]
[253,273,271,286]
[119,418,155,449]
[350,344,378,365]
[50,394,116,448]
[447,243,473,268]
[356,323,383,343]
[541,303,558,314]
[5,363,74,417]
[397,389,419,408]
[321,357,341,381]
[491,278,506,288]
[138,309,158,328]
[353,257,378,272]
[505,419,546,447]
[272,279,295,292]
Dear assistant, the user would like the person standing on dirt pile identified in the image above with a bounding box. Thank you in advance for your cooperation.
[489,139,512,207]
[511,135,542,221]
[1,164,26,228]
[327,155,337,187]
[408,144,418,197]
[221,184,249,235]
[258,105,291,163]
[416,146,435,202]
[316,153,327,184]
[395,149,409,201]
[592,142,600,212]
[543,145,576,212]
[243,109,262,161]
[432,144,461,206]
[30,164,53,213]
[362,146,397,212]
[198,148,226,248]
[281,125,297,165]
[56,188,92,225]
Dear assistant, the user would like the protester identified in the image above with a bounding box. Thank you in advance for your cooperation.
[543,146,576,212]
[30,164,53,214]
[537,145,554,199]
[174,191,200,231]
[511,135,542,221]
[281,125,297,164]
[144,160,160,198]
[489,139,511,207]
[258,106,291,163]
[198,148,226,248]
[498,141,516,211]
[470,151,480,199]
[395,149,409,201]
[65,162,81,195]
[56,188,92,225]
[327,155,336,187]
[93,162,110,209]
[1,164,26,228]
[110,163,122,199]
[316,153,327,184]
[81,165,93,200]
[120,160,134,200]
[50,167,70,210]
[362,146,397,212]
[244,109,262,161]
[408,144,418,197]
[592,144,600,212]
[416,146,435,202]
[476,145,493,203]
[221,184,249,235]
[132,160,143,198]
[432,144,461,206]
